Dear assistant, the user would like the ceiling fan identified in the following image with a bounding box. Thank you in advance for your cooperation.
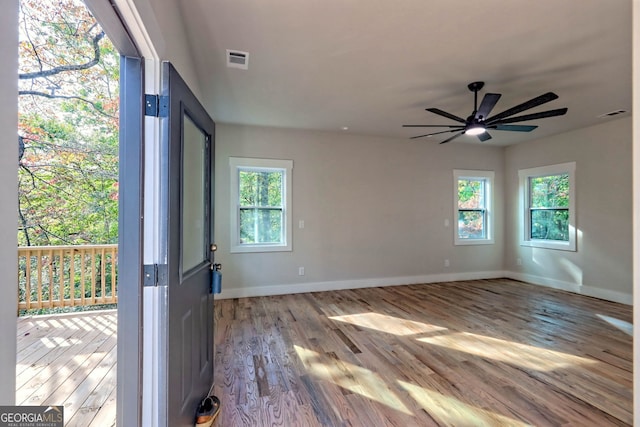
[403,81,568,144]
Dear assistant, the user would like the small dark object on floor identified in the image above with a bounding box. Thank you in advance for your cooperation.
[195,395,220,427]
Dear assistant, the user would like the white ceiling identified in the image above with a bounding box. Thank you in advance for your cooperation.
[178,0,631,146]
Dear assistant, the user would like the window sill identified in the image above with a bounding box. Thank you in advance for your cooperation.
[520,239,576,252]
[454,239,494,246]
[230,244,292,254]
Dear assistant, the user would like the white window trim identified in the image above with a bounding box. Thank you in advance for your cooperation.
[229,157,293,253]
[453,169,494,246]
[518,162,576,251]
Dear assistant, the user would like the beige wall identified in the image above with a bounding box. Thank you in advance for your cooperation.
[0,0,18,404]
[214,124,505,296]
[505,117,633,302]
[214,120,632,302]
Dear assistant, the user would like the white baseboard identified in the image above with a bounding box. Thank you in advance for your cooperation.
[215,270,506,299]
[216,270,632,305]
[505,271,632,305]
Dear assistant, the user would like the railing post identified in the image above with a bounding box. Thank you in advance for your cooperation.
[111,246,117,304]
[36,249,42,310]
[70,248,75,307]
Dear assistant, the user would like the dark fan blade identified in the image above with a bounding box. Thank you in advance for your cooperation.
[490,108,567,125]
[440,132,464,144]
[485,92,559,124]
[477,132,492,142]
[491,124,538,132]
[427,108,467,124]
[476,93,501,120]
[409,129,461,139]
[403,124,464,128]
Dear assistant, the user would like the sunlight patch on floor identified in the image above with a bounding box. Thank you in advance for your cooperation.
[398,380,530,427]
[72,317,95,332]
[329,312,447,336]
[597,314,633,336]
[40,337,81,348]
[418,332,596,370]
[294,345,413,415]
[42,318,63,329]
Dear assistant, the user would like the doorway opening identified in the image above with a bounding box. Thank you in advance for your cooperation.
[17,0,120,424]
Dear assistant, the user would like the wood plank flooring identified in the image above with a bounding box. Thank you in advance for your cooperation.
[212,279,633,426]
[16,310,117,427]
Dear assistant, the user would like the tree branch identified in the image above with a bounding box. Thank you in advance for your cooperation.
[19,1,45,75]
[18,135,25,162]
[19,163,38,189]
[19,30,105,80]
[36,223,75,245]
[18,90,116,118]
[17,202,31,247]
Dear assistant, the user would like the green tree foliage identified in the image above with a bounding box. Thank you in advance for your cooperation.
[458,179,483,208]
[530,174,569,208]
[239,170,283,243]
[457,178,485,239]
[18,0,119,246]
[529,174,569,241]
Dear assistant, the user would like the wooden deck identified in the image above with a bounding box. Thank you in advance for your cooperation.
[16,310,117,427]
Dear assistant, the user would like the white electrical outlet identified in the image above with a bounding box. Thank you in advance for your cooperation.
[444,259,450,267]
[298,267,305,276]
[517,258,522,266]
[444,219,450,227]
[299,220,305,229]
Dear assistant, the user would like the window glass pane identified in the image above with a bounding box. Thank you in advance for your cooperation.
[519,162,575,250]
[239,170,283,207]
[458,179,485,209]
[230,157,292,253]
[240,208,283,244]
[182,115,206,272]
[458,210,486,239]
[531,209,569,241]
[530,174,569,208]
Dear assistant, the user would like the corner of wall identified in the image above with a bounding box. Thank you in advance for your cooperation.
[505,271,632,305]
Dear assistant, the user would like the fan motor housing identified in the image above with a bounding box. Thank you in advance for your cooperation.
[468,81,485,92]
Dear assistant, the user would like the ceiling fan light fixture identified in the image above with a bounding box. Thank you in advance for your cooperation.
[403,81,567,144]
[465,125,486,136]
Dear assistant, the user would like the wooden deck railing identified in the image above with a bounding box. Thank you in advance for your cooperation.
[18,244,118,311]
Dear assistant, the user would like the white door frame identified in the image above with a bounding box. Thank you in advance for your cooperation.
[109,1,166,426]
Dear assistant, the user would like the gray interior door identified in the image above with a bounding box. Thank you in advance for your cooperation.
[160,61,215,426]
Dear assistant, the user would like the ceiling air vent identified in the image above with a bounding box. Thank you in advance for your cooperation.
[226,50,249,70]
[597,109,627,118]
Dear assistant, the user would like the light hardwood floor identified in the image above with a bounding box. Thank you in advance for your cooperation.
[213,279,632,426]
[16,310,116,427]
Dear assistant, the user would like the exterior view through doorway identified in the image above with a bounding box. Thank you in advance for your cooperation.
[16,1,126,425]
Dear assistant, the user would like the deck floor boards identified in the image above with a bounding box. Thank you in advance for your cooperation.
[16,310,117,426]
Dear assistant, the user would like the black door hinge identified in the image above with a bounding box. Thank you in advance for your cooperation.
[144,94,168,117]
[143,264,168,287]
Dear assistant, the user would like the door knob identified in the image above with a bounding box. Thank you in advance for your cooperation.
[210,244,217,252]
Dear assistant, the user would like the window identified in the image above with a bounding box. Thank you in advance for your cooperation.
[519,162,576,251]
[454,170,494,245]
[229,157,293,253]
